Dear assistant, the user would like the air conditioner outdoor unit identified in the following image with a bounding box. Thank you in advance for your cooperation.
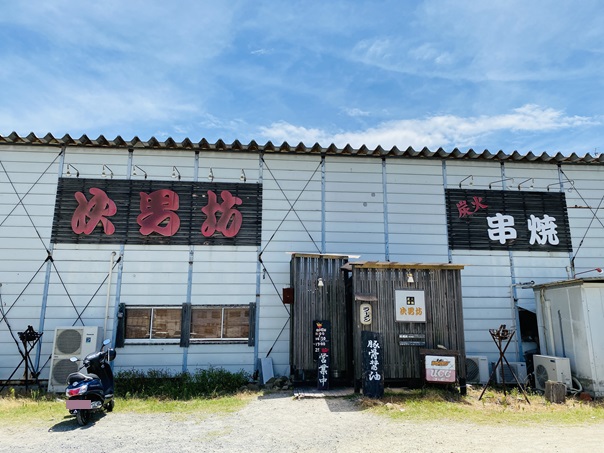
[465,356,489,384]
[533,355,572,392]
[47,326,103,392]
[493,361,528,385]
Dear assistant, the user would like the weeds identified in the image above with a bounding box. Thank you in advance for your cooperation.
[114,367,251,399]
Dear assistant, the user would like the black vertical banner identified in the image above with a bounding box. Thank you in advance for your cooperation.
[313,320,331,390]
[362,330,384,398]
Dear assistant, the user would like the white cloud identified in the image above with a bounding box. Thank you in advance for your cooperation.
[0,79,197,138]
[258,105,597,150]
[342,108,370,118]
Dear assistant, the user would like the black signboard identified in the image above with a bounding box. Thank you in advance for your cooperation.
[445,188,572,252]
[313,320,331,390]
[399,333,426,347]
[361,330,384,398]
[51,178,262,246]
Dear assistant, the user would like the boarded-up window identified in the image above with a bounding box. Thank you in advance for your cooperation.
[124,305,250,343]
[191,306,250,340]
[224,307,250,339]
[125,307,181,340]
[190,308,221,339]
[151,308,181,339]
[125,308,151,339]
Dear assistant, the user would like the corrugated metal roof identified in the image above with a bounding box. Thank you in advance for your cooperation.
[1,132,602,165]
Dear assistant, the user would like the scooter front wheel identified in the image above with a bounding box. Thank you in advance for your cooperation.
[76,409,90,426]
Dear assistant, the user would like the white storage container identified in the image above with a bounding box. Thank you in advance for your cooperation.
[533,278,604,397]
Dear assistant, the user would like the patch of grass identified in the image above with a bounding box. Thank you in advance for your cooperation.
[363,387,604,425]
[0,392,66,425]
[117,393,253,415]
[0,390,255,426]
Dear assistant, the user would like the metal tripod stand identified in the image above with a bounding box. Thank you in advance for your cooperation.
[0,326,43,393]
[479,324,530,403]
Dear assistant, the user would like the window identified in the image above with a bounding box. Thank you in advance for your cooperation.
[190,306,249,341]
[121,304,253,345]
[125,307,181,340]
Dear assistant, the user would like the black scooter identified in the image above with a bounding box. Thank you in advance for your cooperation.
[65,338,116,426]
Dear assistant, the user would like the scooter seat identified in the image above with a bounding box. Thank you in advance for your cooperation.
[67,372,90,384]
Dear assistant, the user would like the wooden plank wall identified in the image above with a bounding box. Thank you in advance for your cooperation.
[289,254,350,380]
[351,264,466,382]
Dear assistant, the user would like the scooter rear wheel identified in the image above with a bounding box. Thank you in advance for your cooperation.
[105,400,114,412]
[76,409,90,426]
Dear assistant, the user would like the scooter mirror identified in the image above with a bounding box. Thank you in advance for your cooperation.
[103,338,111,346]
[70,356,78,362]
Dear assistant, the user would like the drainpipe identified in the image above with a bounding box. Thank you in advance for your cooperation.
[104,252,117,336]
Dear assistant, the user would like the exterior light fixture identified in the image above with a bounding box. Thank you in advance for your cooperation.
[488,177,514,189]
[171,166,181,180]
[102,165,114,179]
[208,168,214,182]
[317,278,324,288]
[240,169,246,182]
[459,175,473,189]
[517,178,534,190]
[132,165,147,179]
[547,180,574,192]
[406,272,414,283]
[65,164,79,178]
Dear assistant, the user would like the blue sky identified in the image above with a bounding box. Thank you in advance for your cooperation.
[1,1,603,155]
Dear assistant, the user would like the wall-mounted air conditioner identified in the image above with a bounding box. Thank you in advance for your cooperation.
[533,354,572,392]
[493,361,528,385]
[466,356,489,384]
[47,326,103,392]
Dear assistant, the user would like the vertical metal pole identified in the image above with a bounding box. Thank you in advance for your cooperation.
[382,158,390,261]
[34,146,65,371]
[182,151,199,372]
[111,150,133,348]
[321,155,326,254]
[441,161,453,263]
[500,162,522,361]
[558,164,575,275]
[254,155,264,373]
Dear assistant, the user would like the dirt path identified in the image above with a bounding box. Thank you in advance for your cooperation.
[1,392,603,452]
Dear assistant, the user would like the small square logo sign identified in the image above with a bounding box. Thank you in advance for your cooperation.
[395,290,426,322]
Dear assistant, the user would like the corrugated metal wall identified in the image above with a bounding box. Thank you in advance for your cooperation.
[3,142,604,382]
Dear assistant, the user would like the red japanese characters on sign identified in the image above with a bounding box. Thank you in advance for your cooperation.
[56,178,261,246]
[201,190,243,238]
[69,186,245,239]
[457,196,488,218]
[71,188,117,235]
[137,189,181,237]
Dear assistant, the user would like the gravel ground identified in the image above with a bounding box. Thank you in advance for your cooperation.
[1,391,603,453]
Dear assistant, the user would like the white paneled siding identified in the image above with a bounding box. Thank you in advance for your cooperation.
[325,158,385,259]
[0,147,62,380]
[386,159,449,263]
[3,141,604,383]
[258,155,322,375]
